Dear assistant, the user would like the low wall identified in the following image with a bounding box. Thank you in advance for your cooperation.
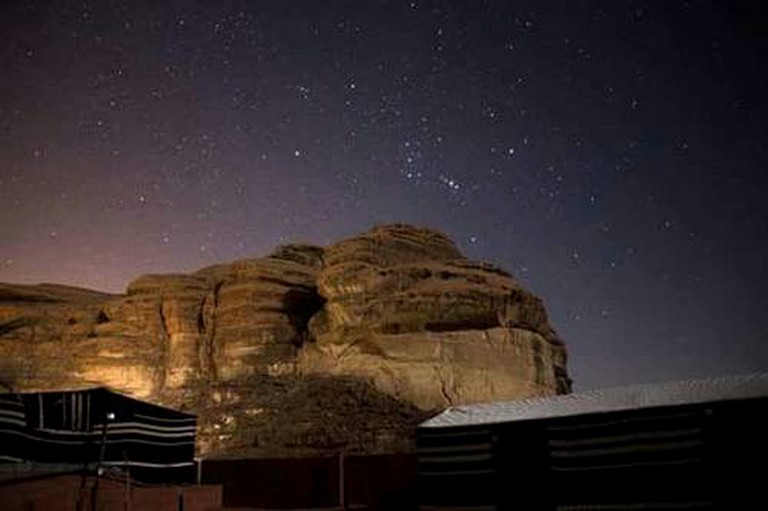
[202,454,417,510]
[0,473,222,511]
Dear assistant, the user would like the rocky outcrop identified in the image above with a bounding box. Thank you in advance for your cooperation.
[0,224,570,457]
[300,225,568,410]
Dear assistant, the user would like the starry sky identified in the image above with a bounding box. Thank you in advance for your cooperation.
[2,1,767,390]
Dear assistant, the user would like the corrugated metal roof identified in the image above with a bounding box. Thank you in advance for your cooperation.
[420,373,768,428]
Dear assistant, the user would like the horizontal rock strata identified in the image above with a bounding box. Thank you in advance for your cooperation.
[0,224,570,457]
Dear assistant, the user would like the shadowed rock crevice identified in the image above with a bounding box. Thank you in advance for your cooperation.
[0,317,37,336]
[424,317,498,332]
[198,282,221,381]
[282,287,326,346]
[96,309,109,324]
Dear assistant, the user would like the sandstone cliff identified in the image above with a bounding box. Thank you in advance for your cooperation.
[0,224,570,457]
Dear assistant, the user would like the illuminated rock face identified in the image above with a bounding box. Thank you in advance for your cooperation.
[300,225,569,410]
[0,224,570,457]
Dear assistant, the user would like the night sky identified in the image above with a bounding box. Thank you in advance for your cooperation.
[2,1,767,390]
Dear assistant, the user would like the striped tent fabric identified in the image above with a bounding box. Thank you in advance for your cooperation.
[0,394,27,463]
[0,388,196,483]
[417,426,495,509]
[417,373,768,510]
[547,409,706,473]
[545,408,712,510]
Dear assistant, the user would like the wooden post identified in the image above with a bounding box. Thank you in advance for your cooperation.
[339,452,345,510]
[91,416,109,511]
[124,451,131,511]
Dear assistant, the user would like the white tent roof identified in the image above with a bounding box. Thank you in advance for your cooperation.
[420,373,768,428]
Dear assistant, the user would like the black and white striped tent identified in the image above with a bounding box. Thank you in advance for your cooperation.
[0,387,196,483]
[417,373,768,510]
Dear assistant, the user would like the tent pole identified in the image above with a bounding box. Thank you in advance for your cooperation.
[339,452,345,510]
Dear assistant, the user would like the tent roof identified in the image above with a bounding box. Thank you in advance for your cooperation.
[420,372,768,429]
[0,386,195,420]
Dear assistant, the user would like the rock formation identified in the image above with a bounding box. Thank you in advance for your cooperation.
[0,224,570,457]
